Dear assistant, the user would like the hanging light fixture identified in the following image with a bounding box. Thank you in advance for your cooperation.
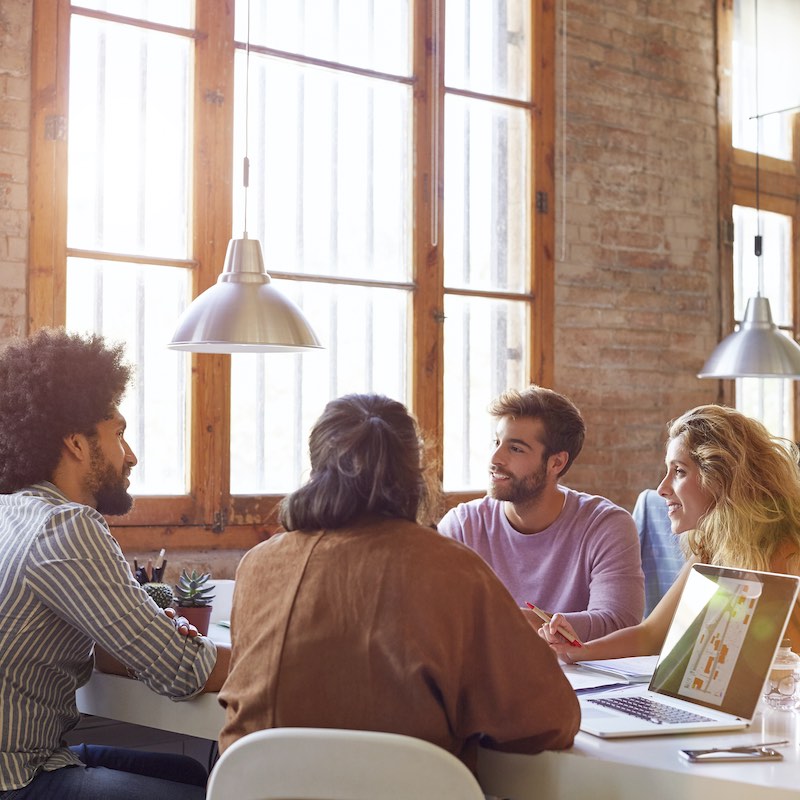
[169,1,322,354]
[698,0,800,379]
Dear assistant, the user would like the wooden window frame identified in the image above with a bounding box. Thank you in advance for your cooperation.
[715,0,800,437]
[28,0,555,548]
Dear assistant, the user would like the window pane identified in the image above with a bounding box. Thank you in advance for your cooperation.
[75,1,193,27]
[68,16,192,259]
[732,205,794,440]
[444,95,529,292]
[230,282,409,494]
[236,0,411,76]
[736,377,793,438]
[732,0,798,159]
[66,259,190,495]
[732,205,791,324]
[235,53,412,283]
[442,295,527,490]
[445,0,530,100]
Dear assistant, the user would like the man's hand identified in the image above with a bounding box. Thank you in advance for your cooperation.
[165,607,199,637]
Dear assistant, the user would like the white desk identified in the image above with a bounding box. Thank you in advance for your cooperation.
[479,693,800,800]
[76,623,230,741]
[78,633,800,798]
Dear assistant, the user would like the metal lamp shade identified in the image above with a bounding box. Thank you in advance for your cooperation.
[168,238,322,353]
[698,296,800,379]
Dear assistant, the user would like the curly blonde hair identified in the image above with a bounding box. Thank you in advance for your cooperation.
[667,405,800,572]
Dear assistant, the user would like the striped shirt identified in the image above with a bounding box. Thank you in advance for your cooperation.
[0,483,216,790]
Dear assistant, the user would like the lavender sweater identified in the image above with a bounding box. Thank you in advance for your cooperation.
[438,488,645,641]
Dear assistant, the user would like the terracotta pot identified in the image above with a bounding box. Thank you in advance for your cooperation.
[176,605,213,636]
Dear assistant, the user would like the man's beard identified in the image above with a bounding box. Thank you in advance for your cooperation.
[488,458,548,505]
[87,439,133,516]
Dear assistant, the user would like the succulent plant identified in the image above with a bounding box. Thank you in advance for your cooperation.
[142,582,174,609]
[174,569,215,608]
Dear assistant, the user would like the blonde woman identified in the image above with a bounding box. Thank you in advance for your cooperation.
[541,404,800,661]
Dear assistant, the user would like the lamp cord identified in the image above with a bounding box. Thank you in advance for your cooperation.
[243,0,251,239]
[754,0,763,288]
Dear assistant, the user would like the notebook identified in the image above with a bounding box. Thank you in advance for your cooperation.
[576,655,658,683]
[579,563,800,738]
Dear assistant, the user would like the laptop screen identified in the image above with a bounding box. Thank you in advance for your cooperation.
[649,563,799,719]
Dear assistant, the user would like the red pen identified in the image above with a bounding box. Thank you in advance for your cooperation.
[526,602,583,648]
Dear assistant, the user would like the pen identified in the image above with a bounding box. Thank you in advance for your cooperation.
[526,602,583,648]
[726,740,789,752]
[575,683,630,695]
[153,548,166,582]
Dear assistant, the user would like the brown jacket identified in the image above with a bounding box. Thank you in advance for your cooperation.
[218,515,579,768]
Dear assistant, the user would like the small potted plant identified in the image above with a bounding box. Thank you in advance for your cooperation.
[142,582,174,609]
[173,569,216,635]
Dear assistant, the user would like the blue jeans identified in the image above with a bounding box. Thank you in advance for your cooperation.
[1,744,208,800]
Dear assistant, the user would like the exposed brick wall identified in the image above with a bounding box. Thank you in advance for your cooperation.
[0,0,31,343]
[3,0,724,515]
[554,0,722,510]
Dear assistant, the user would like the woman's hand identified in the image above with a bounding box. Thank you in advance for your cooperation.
[537,612,583,663]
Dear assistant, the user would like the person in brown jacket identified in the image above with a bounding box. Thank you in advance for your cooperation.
[218,393,579,771]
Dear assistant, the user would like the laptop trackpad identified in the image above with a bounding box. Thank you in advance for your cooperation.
[581,705,624,722]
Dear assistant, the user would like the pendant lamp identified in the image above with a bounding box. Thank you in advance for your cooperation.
[698,296,800,378]
[168,1,322,354]
[168,236,322,353]
[698,0,800,380]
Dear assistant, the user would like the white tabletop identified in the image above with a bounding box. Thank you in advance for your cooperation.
[77,626,800,798]
[76,622,230,741]
[478,689,800,800]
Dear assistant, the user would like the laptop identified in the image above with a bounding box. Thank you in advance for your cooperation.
[579,563,800,738]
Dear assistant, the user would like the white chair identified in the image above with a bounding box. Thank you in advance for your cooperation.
[205,727,486,800]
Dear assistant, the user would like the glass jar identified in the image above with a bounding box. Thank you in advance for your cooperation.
[763,638,800,710]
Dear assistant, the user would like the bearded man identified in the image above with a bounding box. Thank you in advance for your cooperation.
[438,384,644,643]
[0,328,228,799]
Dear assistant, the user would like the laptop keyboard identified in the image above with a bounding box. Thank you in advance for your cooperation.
[588,695,715,725]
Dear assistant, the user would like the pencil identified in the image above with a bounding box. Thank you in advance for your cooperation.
[526,602,583,648]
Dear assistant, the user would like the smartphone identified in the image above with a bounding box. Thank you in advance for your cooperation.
[680,746,783,763]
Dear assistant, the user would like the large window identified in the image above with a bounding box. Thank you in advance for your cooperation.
[719,0,800,439]
[731,206,794,435]
[29,1,554,545]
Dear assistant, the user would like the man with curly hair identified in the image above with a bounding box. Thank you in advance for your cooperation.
[0,328,228,799]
